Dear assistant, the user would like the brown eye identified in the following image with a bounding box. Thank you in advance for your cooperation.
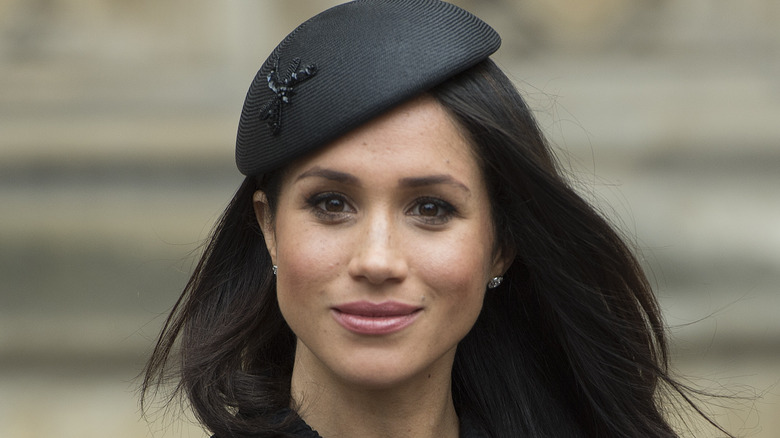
[407,197,457,226]
[418,202,439,217]
[325,197,345,212]
[308,193,354,221]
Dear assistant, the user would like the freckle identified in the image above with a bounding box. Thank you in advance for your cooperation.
[427,374,431,379]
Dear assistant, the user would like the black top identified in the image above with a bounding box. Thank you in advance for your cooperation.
[212,408,488,438]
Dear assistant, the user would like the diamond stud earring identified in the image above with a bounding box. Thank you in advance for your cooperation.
[487,276,503,289]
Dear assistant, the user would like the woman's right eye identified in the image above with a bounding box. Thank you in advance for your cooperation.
[321,196,347,212]
[307,193,354,220]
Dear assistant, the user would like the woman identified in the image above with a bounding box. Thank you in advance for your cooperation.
[142,1,729,437]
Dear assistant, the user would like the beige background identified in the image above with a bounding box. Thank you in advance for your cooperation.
[1,0,779,436]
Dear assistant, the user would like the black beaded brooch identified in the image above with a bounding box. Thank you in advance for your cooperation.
[259,56,318,135]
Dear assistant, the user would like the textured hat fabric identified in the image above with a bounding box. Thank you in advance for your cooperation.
[235,0,501,176]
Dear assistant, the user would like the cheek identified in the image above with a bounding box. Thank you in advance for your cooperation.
[275,223,348,306]
[411,227,493,305]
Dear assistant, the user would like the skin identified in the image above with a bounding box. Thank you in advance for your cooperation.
[254,96,510,438]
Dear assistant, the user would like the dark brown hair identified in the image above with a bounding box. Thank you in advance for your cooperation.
[142,59,730,437]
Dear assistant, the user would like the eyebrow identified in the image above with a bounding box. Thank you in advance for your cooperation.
[399,174,471,194]
[295,167,470,194]
[295,167,360,185]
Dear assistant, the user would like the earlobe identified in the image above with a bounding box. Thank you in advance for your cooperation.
[253,190,277,264]
[492,246,516,279]
[487,250,513,290]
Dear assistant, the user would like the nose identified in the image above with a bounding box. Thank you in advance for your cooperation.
[347,211,408,285]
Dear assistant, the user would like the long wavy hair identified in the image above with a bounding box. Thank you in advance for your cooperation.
[142,59,729,437]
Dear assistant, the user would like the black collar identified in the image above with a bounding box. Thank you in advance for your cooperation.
[276,408,488,438]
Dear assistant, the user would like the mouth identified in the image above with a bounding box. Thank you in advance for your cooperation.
[331,301,422,335]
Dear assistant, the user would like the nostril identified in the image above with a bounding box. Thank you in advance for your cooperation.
[348,258,407,285]
[347,245,408,285]
[346,214,408,284]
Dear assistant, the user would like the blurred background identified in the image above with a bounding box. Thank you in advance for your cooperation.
[1,0,778,437]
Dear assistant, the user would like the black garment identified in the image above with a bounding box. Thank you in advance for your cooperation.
[213,408,488,437]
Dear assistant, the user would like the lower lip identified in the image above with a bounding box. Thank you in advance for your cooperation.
[331,309,421,335]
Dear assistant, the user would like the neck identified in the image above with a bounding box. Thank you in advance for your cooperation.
[289,344,460,438]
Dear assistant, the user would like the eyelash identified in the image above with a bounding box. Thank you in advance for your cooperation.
[305,193,458,225]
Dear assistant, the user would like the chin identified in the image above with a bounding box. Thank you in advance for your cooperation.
[325,347,455,392]
[335,365,425,391]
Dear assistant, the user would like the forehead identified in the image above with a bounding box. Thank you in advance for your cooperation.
[282,96,480,183]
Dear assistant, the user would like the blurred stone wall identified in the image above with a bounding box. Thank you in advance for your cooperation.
[1,1,778,437]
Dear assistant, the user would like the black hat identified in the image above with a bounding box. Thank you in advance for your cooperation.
[235,0,501,176]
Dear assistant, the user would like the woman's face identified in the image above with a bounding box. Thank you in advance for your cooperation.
[255,96,508,390]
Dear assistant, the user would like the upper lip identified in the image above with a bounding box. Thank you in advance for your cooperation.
[332,301,422,317]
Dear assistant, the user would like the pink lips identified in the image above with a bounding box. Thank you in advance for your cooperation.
[331,301,422,335]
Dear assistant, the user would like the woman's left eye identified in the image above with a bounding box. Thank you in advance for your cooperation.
[407,198,456,225]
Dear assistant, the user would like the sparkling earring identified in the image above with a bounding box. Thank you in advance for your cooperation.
[272,265,278,276]
[487,276,503,289]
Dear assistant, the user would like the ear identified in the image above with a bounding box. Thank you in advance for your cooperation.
[490,245,516,279]
[253,190,277,265]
